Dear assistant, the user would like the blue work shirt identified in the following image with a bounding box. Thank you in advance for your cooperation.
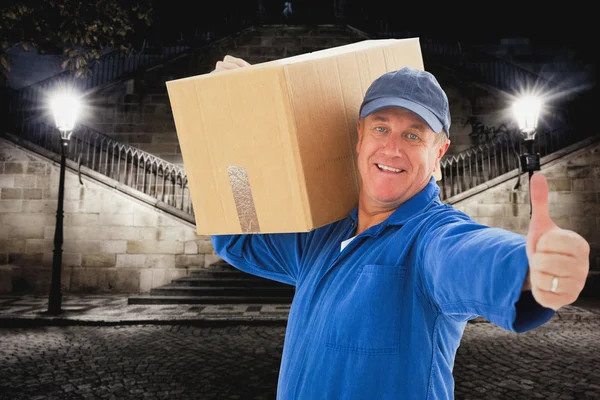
[211,176,555,399]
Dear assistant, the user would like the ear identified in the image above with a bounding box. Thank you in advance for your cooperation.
[436,138,450,162]
[432,138,450,181]
[356,118,364,153]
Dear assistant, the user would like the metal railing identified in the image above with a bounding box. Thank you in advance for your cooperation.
[15,114,193,217]
[4,12,589,218]
[13,113,586,218]
[438,126,584,201]
[2,13,268,222]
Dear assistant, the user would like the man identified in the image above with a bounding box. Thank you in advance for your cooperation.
[210,55,590,399]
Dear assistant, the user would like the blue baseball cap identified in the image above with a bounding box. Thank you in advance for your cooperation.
[359,66,451,136]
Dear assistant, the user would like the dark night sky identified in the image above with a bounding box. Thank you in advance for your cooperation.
[2,0,592,46]
[2,0,595,58]
[150,0,595,50]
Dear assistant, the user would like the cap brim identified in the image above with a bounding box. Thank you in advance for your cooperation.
[359,97,444,134]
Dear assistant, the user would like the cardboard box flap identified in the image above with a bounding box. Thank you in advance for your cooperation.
[272,39,400,65]
[282,38,424,229]
[167,67,310,234]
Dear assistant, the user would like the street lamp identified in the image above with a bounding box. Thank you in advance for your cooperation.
[513,95,542,217]
[47,91,81,315]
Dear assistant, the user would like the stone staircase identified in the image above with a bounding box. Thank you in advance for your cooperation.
[128,260,295,305]
[6,22,577,303]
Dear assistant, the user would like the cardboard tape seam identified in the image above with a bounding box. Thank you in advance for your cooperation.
[227,165,261,233]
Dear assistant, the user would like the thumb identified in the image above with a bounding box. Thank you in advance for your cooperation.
[527,173,558,256]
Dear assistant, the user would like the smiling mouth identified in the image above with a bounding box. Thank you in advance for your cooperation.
[376,163,405,173]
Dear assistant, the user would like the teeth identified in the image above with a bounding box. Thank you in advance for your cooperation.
[377,164,403,173]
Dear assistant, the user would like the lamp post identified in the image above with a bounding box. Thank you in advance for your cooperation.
[513,95,542,218]
[47,92,80,315]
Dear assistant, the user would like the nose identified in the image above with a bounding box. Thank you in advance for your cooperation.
[382,133,402,155]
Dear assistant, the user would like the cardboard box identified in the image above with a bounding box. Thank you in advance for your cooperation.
[166,38,425,235]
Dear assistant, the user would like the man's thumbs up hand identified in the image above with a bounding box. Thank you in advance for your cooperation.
[525,173,590,310]
[526,173,559,258]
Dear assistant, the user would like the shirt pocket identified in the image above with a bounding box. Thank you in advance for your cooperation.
[324,264,407,355]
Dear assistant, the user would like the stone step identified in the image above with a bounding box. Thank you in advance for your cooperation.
[127,295,292,305]
[189,270,266,279]
[202,260,240,270]
[172,277,288,287]
[149,285,295,297]
[127,261,294,305]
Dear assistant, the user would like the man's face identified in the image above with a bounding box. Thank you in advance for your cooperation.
[355,107,450,211]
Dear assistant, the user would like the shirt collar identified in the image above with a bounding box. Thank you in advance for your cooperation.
[348,176,442,233]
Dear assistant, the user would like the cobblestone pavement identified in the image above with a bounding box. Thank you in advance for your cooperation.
[0,295,291,323]
[1,295,598,324]
[454,320,600,399]
[1,319,599,399]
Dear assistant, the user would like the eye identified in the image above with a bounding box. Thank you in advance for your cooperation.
[375,127,388,133]
[407,133,420,140]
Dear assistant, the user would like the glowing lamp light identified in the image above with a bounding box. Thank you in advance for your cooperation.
[512,95,541,139]
[50,92,81,138]
[46,89,82,315]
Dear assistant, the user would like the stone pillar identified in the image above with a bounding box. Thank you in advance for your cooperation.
[257,0,266,20]
[334,0,347,19]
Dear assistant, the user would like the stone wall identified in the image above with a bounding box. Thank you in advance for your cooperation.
[83,25,503,162]
[9,25,549,164]
[450,137,600,275]
[4,47,65,90]
[84,25,369,166]
[425,67,504,155]
[0,138,219,294]
[3,133,597,295]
